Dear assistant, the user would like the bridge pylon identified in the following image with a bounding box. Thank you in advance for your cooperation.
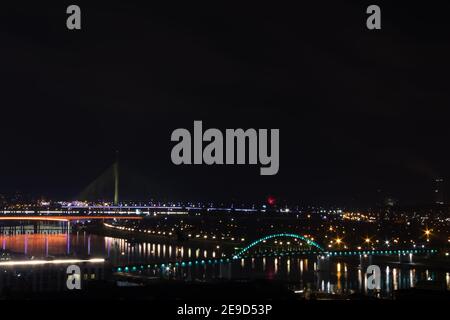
[114,150,119,206]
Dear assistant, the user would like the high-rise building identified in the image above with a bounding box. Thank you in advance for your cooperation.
[434,178,444,205]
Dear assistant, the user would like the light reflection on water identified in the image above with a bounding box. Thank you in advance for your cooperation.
[0,232,448,296]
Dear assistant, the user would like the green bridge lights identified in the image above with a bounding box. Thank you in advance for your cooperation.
[321,248,437,257]
[232,233,325,259]
[113,257,234,273]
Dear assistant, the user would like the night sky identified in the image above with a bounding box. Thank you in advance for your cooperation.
[1,2,449,206]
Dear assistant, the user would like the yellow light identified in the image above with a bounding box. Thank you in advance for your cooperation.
[336,238,342,245]
[365,238,371,243]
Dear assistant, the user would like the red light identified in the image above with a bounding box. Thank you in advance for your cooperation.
[267,196,276,206]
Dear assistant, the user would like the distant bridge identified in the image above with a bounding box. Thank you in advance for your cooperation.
[0,215,142,222]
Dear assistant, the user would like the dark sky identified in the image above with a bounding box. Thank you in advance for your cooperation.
[1,2,449,206]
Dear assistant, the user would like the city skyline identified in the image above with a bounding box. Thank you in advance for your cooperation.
[0,153,447,208]
[1,1,450,305]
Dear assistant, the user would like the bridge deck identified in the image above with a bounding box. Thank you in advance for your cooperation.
[0,216,143,221]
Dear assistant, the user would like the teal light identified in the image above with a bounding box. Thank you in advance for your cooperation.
[233,233,324,258]
[117,267,122,272]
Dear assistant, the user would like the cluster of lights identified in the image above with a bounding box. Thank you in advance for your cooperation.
[341,212,376,222]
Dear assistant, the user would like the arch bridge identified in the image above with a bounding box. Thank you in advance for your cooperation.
[233,233,325,259]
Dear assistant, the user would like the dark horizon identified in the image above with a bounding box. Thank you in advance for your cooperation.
[1,2,450,207]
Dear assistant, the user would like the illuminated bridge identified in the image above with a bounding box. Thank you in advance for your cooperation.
[111,233,439,274]
[0,214,143,222]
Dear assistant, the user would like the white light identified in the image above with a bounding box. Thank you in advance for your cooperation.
[0,258,105,267]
